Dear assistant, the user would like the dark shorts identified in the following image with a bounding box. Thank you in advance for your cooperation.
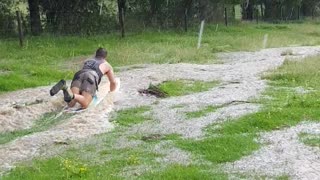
[71,71,97,96]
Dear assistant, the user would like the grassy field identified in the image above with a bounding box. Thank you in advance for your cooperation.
[2,21,320,178]
[1,21,320,92]
[3,54,320,179]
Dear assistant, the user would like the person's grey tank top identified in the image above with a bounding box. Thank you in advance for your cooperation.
[82,59,104,84]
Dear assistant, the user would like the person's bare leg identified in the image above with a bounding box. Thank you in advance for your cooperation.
[74,91,93,109]
[68,87,80,107]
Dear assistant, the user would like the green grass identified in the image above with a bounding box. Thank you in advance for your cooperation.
[186,105,219,119]
[111,106,151,126]
[157,80,218,97]
[299,133,320,147]
[141,164,227,180]
[1,22,320,92]
[0,112,72,145]
[176,134,259,163]
[3,155,133,180]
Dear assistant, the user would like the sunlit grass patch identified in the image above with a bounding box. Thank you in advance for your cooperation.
[186,105,219,119]
[0,112,72,145]
[111,106,152,126]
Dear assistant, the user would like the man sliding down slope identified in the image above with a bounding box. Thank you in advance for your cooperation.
[50,47,117,109]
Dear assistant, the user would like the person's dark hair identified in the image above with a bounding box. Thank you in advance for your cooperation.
[95,48,107,59]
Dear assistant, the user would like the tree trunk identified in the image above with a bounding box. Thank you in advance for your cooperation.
[297,6,300,20]
[263,0,279,21]
[16,11,23,47]
[183,0,192,32]
[245,0,254,20]
[117,0,125,37]
[28,0,41,35]
[312,8,315,19]
[224,7,228,26]
[260,3,264,18]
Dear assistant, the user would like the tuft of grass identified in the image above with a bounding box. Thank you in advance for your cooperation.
[299,133,320,147]
[0,112,72,145]
[157,80,218,97]
[111,106,152,126]
[186,105,219,119]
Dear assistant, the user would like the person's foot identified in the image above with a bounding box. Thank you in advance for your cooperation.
[50,79,66,96]
[63,89,74,103]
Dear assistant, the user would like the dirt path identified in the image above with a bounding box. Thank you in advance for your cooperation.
[1,46,320,177]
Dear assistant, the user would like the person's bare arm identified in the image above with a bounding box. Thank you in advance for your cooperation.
[102,63,117,92]
[100,62,117,92]
[106,69,117,92]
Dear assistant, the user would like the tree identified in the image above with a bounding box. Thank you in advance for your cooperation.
[302,0,320,18]
[28,0,41,35]
[183,0,193,31]
[118,0,126,37]
[0,0,16,35]
[40,0,114,34]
